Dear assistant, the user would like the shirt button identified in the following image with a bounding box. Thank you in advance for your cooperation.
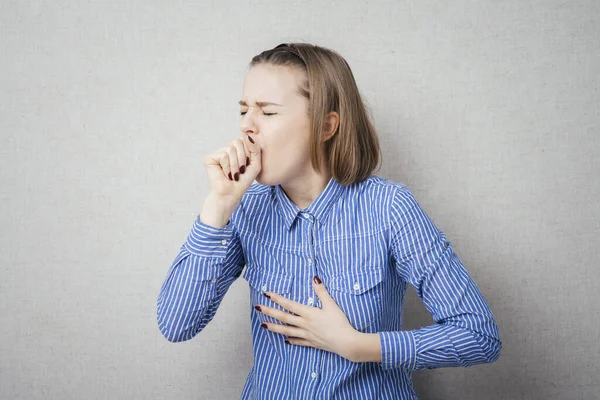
[308,297,314,305]
[210,278,216,284]
[261,284,267,292]
[353,283,360,291]
[308,258,313,264]
[221,239,227,245]
[311,372,317,379]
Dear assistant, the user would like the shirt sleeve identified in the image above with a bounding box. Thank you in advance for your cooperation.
[378,186,502,371]
[156,214,245,342]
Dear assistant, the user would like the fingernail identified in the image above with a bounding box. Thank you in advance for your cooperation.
[263,293,271,299]
[228,172,232,180]
[313,276,322,284]
[254,305,262,312]
[240,165,246,174]
[246,157,250,166]
[248,136,255,144]
[261,323,268,329]
[234,172,239,181]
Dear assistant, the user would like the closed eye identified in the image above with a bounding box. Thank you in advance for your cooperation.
[240,112,277,116]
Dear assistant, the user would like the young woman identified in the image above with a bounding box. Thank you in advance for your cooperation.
[157,42,502,399]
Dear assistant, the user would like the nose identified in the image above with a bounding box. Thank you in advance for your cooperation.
[240,110,257,137]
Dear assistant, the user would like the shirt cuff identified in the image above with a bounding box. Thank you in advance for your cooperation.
[378,330,418,371]
[184,214,235,258]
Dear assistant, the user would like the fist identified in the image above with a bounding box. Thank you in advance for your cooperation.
[203,134,262,202]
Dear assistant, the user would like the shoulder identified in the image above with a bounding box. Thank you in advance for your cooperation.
[347,175,425,233]
[352,175,417,209]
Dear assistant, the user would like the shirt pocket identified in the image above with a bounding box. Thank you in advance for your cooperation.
[328,267,384,332]
[242,264,294,326]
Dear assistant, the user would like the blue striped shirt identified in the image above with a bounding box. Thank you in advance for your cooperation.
[157,175,502,399]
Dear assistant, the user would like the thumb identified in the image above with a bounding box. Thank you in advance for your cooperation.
[245,134,262,170]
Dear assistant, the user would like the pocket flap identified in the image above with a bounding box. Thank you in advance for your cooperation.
[329,268,384,295]
[242,265,293,295]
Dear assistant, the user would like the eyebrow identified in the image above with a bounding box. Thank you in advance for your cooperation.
[238,100,283,107]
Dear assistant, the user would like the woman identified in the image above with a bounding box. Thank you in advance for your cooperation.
[157,42,502,399]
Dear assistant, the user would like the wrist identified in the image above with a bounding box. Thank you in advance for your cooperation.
[345,331,382,363]
[200,195,237,228]
[344,330,365,363]
[204,192,238,210]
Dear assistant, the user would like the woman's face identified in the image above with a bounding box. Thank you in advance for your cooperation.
[240,63,312,186]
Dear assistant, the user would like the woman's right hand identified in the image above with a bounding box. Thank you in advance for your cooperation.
[203,134,262,207]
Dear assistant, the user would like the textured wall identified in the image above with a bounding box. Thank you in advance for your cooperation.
[1,1,598,399]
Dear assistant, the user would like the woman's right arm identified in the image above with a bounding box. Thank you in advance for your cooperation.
[156,198,245,342]
[156,134,261,342]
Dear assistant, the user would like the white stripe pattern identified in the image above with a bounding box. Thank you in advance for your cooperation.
[157,175,502,399]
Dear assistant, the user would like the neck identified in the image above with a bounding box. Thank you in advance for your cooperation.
[280,170,332,210]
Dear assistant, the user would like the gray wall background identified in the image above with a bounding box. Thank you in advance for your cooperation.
[1,1,598,399]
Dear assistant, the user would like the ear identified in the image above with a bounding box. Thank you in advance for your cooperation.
[321,111,339,142]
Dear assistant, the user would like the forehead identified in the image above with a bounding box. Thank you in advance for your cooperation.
[241,64,303,104]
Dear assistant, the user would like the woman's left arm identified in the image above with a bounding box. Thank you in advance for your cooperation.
[353,186,502,370]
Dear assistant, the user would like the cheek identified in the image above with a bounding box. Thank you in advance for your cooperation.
[260,120,310,169]
[266,136,307,165]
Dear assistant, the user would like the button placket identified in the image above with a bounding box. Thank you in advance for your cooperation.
[302,213,322,382]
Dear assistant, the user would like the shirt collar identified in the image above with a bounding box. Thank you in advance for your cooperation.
[274,177,345,231]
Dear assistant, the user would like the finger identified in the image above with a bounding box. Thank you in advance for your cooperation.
[264,292,311,317]
[285,337,313,347]
[312,276,333,307]
[262,322,306,339]
[245,134,261,162]
[258,305,305,328]
[227,145,240,181]
[241,137,251,167]
[205,147,228,167]
[218,151,233,181]
[231,138,248,174]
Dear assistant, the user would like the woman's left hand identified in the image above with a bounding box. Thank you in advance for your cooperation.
[257,275,360,361]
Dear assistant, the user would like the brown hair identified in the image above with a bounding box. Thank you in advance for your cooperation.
[248,43,381,186]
